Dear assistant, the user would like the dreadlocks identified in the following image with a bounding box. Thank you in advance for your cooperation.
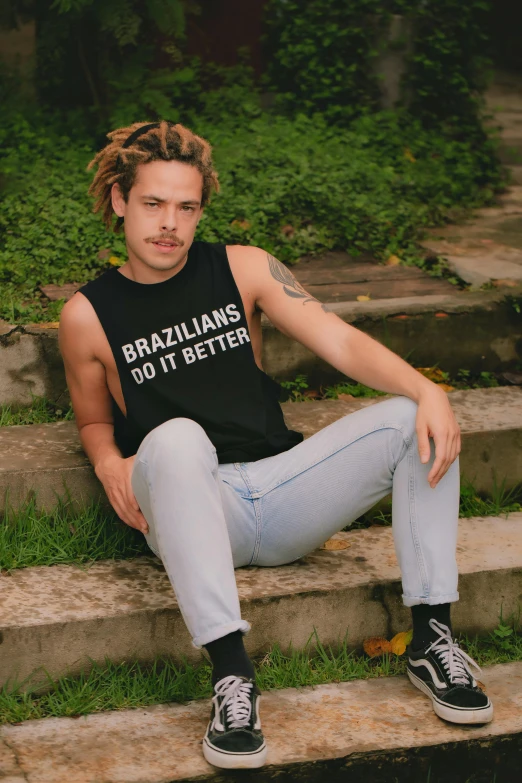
[87,121,220,232]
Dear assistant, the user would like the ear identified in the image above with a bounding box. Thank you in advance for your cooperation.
[111,183,126,218]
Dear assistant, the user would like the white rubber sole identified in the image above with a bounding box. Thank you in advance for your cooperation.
[407,669,494,725]
[202,736,268,769]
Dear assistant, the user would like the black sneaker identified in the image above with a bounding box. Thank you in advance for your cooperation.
[202,675,267,769]
[407,618,493,724]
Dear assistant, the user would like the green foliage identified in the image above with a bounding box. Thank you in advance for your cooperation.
[279,374,310,402]
[0,497,149,571]
[324,382,388,399]
[0,100,503,324]
[0,395,74,426]
[459,474,522,518]
[32,0,191,110]
[491,623,517,652]
[456,369,499,389]
[264,0,493,134]
[50,0,187,44]
[263,0,384,124]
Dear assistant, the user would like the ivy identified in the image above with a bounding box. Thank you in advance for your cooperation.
[263,0,493,133]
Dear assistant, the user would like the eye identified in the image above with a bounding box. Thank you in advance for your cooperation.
[181,205,196,212]
[145,202,159,208]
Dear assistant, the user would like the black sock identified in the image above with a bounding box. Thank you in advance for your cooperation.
[410,603,452,651]
[204,630,255,687]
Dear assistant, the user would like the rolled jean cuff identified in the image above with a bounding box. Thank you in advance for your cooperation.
[192,619,252,649]
[402,591,459,607]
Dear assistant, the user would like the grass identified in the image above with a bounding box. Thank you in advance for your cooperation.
[0,496,149,571]
[1,475,520,572]
[1,619,520,726]
[0,395,74,426]
[352,474,522,530]
[281,367,513,403]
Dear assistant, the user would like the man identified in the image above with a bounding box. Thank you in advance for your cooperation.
[59,120,492,771]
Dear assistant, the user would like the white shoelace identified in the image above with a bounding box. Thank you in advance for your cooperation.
[426,619,482,686]
[213,675,254,729]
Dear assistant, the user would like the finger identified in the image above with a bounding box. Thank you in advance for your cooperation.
[433,450,454,486]
[124,485,148,533]
[428,435,448,484]
[122,510,147,532]
[417,425,431,464]
[444,429,459,467]
[137,510,149,534]
[109,491,145,532]
[125,506,149,533]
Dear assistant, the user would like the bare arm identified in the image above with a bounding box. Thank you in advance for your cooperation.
[59,294,148,532]
[239,246,461,487]
[257,250,434,402]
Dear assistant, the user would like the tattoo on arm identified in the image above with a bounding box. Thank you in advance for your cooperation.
[267,253,332,312]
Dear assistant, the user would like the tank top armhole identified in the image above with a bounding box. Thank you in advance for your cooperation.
[219,243,255,336]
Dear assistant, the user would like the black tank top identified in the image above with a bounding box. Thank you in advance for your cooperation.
[77,241,303,462]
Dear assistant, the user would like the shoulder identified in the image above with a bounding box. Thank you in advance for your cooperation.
[226,244,267,263]
[60,290,97,328]
[226,244,296,286]
[59,291,103,360]
[226,244,273,280]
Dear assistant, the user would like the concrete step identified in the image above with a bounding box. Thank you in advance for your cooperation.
[1,287,521,406]
[2,513,521,687]
[1,661,521,782]
[1,387,521,514]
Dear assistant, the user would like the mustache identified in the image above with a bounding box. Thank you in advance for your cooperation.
[145,234,184,245]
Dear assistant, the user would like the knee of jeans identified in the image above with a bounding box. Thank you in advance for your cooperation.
[136,417,215,466]
[383,395,418,441]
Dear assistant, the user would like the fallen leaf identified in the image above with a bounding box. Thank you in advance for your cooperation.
[363,637,392,658]
[437,383,455,392]
[390,629,413,656]
[386,254,402,266]
[231,219,251,231]
[320,538,351,551]
[356,294,371,301]
[31,322,60,329]
[415,367,446,383]
[109,256,123,266]
[337,393,355,401]
[281,224,295,237]
[491,279,518,288]
[476,680,487,692]
[97,248,112,261]
[404,147,416,163]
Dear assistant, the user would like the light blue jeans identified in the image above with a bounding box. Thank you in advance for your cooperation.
[131,395,460,648]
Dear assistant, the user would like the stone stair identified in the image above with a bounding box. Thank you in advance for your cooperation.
[1,386,521,513]
[2,513,521,688]
[1,662,521,782]
[1,284,521,406]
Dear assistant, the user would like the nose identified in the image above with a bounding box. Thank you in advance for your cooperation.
[160,207,177,232]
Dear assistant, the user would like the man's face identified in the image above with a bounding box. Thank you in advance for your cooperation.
[111,159,204,275]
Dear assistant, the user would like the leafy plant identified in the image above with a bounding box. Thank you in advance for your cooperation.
[279,374,310,402]
[264,0,494,136]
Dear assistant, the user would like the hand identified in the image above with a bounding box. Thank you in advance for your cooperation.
[415,386,461,488]
[95,454,149,534]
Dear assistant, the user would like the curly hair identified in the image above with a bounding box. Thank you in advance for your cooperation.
[87,121,220,232]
